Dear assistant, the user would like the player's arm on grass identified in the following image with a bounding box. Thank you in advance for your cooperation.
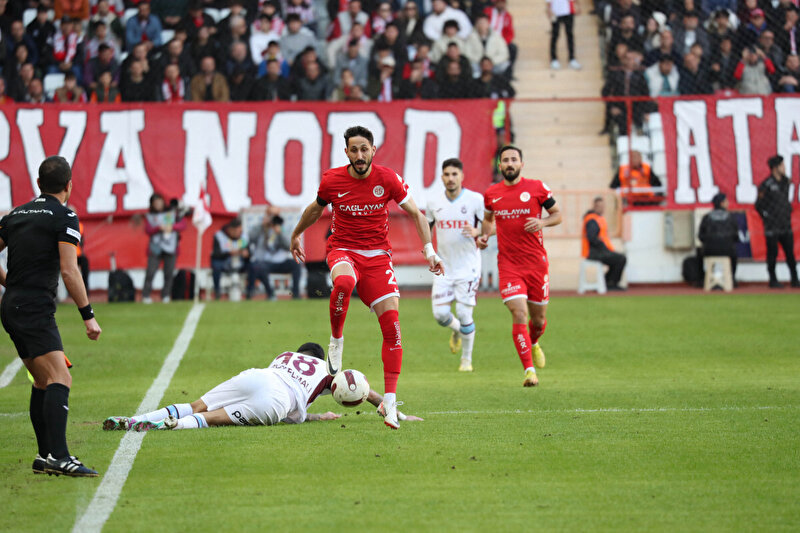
[524,200,562,233]
[306,412,341,421]
[59,242,101,340]
[290,200,326,263]
[366,389,424,421]
[399,197,444,275]
[476,211,496,249]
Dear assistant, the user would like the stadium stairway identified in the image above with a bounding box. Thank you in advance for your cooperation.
[509,0,615,291]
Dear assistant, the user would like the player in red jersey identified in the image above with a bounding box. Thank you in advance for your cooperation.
[290,126,444,429]
[477,145,562,387]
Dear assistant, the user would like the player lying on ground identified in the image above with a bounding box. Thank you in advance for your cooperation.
[102,343,422,431]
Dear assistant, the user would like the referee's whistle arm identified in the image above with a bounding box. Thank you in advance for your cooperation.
[85,319,102,341]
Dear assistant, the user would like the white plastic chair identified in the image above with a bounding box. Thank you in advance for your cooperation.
[43,73,65,99]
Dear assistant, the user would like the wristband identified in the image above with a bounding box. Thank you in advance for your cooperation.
[79,304,94,321]
[423,242,436,260]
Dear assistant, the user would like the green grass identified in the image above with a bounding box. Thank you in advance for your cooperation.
[1,294,799,532]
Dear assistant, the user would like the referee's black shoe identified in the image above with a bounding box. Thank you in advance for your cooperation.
[32,454,47,474]
[44,454,99,477]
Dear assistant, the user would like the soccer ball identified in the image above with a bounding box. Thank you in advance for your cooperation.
[331,370,370,407]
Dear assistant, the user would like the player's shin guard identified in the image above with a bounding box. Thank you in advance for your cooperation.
[139,403,193,422]
[44,383,70,459]
[378,310,402,394]
[529,318,547,345]
[175,414,208,429]
[330,275,356,338]
[512,324,534,369]
[30,386,49,458]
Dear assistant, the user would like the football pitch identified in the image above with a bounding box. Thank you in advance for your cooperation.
[1,293,799,532]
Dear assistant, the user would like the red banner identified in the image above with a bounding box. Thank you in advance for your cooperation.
[0,100,498,269]
[660,94,800,210]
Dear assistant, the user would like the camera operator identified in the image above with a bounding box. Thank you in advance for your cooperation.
[142,194,187,303]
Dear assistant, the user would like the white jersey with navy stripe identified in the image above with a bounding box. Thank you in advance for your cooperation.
[267,352,333,424]
[426,189,484,281]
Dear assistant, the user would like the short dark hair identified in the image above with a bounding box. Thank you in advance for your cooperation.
[297,342,324,360]
[443,19,460,31]
[38,156,72,194]
[286,13,301,23]
[270,214,284,226]
[442,157,463,171]
[498,145,523,161]
[768,154,784,169]
[344,126,374,146]
[227,217,242,229]
[65,71,76,81]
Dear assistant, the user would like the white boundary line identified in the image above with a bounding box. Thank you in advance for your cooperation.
[425,405,799,415]
[73,303,205,533]
[0,358,23,388]
[0,411,26,417]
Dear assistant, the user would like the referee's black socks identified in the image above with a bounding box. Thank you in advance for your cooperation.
[29,386,49,458]
[44,383,71,459]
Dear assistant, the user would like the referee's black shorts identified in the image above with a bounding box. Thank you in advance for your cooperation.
[1,289,63,359]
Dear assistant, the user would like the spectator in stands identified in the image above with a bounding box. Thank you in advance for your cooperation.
[26,77,48,103]
[159,38,196,78]
[431,19,464,62]
[334,37,369,88]
[465,13,509,76]
[8,62,35,101]
[710,36,738,90]
[160,63,186,101]
[90,0,124,46]
[190,55,230,101]
[52,17,83,79]
[281,13,318,64]
[437,41,471,85]
[609,150,663,204]
[374,22,408,66]
[423,0,472,41]
[121,41,153,83]
[85,20,120,59]
[608,14,643,65]
[226,40,255,76]
[121,60,157,101]
[251,57,292,100]
[90,69,121,101]
[698,193,740,286]
[548,0,581,70]
[398,1,425,43]
[367,55,398,100]
[84,43,119,91]
[8,45,33,82]
[8,20,39,68]
[399,57,438,98]
[143,193,187,304]
[0,78,10,104]
[90,0,124,17]
[218,11,249,52]
[182,1,216,42]
[679,51,712,94]
[229,65,255,100]
[642,15,664,55]
[755,155,800,288]
[735,45,775,95]
[609,0,641,29]
[757,30,785,73]
[258,1,285,35]
[672,10,709,57]
[644,28,680,66]
[54,71,87,102]
[600,50,649,135]
[438,58,471,98]
[190,25,225,70]
[55,0,90,22]
[644,53,680,96]
[27,6,57,72]
[484,0,515,72]
[701,0,737,18]
[777,54,800,92]
[737,8,768,49]
[775,5,799,56]
[470,56,514,98]
[152,0,189,30]
[372,1,394,35]
[126,1,163,53]
[708,8,735,50]
[247,215,302,300]
[328,0,371,41]
[582,197,626,291]
[211,218,250,300]
[295,60,333,100]
[332,67,362,100]
[250,12,281,64]
[286,0,316,33]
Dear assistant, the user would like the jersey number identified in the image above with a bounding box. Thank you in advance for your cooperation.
[278,353,320,376]
[386,261,397,287]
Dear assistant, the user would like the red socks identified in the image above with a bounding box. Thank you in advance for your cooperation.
[329,275,355,338]
[529,318,547,346]
[512,323,533,369]
[378,310,402,394]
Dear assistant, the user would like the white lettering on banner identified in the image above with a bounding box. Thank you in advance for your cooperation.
[403,109,461,204]
[775,97,800,201]
[717,98,762,204]
[17,109,87,196]
[0,113,11,210]
[86,111,153,213]
[674,101,717,204]
[264,111,321,208]
[182,111,256,211]
[327,112,385,168]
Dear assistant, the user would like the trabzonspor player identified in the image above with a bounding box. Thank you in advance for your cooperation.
[478,145,562,387]
[290,126,443,429]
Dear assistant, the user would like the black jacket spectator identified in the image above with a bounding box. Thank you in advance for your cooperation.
[601,51,649,133]
[26,10,56,70]
[679,56,713,94]
[699,196,739,257]
[710,38,739,90]
[229,69,256,101]
[398,76,438,99]
[294,62,333,100]
[471,66,515,98]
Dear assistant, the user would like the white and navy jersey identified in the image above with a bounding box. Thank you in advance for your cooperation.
[426,189,484,280]
[267,352,333,424]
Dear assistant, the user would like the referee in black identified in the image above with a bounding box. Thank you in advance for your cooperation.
[755,155,799,288]
[0,156,102,477]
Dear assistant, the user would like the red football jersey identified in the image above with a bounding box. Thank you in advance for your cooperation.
[317,163,410,251]
[484,177,554,270]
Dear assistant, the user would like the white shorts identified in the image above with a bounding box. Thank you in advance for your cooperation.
[201,369,294,426]
[431,276,479,307]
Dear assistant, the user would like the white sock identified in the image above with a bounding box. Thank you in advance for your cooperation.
[330,335,343,347]
[524,367,536,374]
[446,316,461,333]
[461,331,475,362]
[137,403,193,422]
[383,392,396,406]
[175,414,208,429]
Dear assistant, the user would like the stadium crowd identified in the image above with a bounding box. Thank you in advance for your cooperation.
[0,0,517,103]
[599,0,800,133]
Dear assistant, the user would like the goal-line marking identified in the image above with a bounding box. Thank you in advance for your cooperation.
[0,358,23,388]
[425,405,799,416]
[73,303,205,533]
